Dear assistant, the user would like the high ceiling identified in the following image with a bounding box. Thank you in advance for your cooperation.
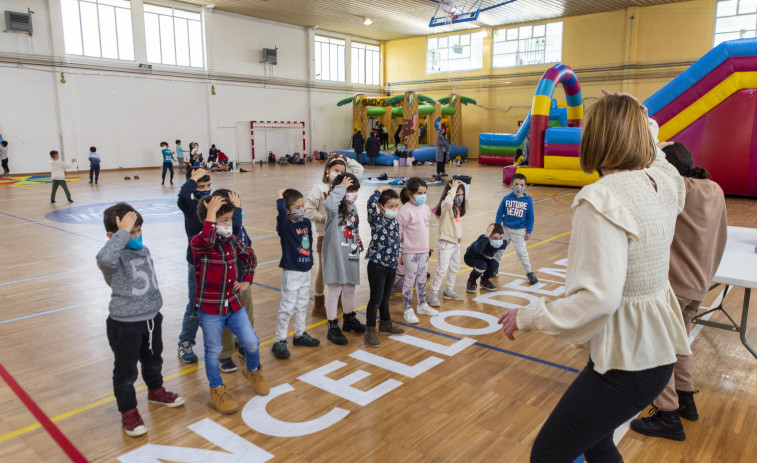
[187,0,692,41]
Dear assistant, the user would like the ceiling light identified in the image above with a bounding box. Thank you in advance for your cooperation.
[363,17,373,26]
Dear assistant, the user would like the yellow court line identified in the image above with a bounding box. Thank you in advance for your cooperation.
[1,230,573,442]
[249,227,277,233]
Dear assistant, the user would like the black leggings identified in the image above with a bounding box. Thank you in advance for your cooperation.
[436,161,445,174]
[161,162,174,182]
[531,359,674,463]
[365,261,396,327]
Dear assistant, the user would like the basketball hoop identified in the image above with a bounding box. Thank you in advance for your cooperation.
[441,0,461,22]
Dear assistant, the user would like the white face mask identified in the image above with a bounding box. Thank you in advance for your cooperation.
[328,171,339,180]
[216,225,233,238]
[345,193,358,204]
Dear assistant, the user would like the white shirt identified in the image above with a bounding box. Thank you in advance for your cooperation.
[0,146,7,160]
[50,159,74,180]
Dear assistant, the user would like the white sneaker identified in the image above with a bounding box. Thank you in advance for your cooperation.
[417,302,439,316]
[404,309,420,324]
[427,291,441,307]
[442,289,464,300]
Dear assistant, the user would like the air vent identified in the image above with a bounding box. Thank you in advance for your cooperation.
[261,47,277,65]
[4,11,33,35]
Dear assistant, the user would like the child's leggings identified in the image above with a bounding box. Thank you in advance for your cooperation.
[325,284,354,320]
[431,240,460,293]
[403,252,429,309]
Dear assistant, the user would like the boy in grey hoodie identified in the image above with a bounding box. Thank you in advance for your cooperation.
[96,203,184,437]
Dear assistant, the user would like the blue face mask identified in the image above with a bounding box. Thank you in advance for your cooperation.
[126,236,143,250]
[489,239,504,248]
[414,194,427,205]
[194,190,210,198]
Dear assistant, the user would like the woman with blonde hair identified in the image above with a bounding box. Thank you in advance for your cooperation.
[498,91,691,463]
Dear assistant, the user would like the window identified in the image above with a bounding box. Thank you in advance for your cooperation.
[315,35,346,82]
[61,0,134,60]
[492,22,562,68]
[144,4,204,67]
[351,42,380,85]
[714,0,757,46]
[426,32,484,73]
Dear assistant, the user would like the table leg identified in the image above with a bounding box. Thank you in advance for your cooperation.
[739,288,756,359]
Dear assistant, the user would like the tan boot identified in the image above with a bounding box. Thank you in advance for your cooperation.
[364,326,380,347]
[209,384,238,414]
[312,294,326,317]
[379,319,405,335]
[243,365,270,396]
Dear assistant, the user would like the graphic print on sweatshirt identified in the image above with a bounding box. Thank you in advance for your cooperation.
[505,199,529,218]
[340,210,362,260]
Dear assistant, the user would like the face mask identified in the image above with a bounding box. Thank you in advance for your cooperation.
[414,194,427,205]
[125,236,143,250]
[290,208,305,221]
[454,195,464,206]
[344,193,358,204]
[383,208,397,219]
[513,185,525,196]
[216,225,233,238]
[194,190,210,198]
[328,171,339,181]
[490,239,504,248]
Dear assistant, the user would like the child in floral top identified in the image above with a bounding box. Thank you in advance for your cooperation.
[364,186,405,347]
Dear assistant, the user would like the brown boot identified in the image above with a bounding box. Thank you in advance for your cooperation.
[379,319,405,335]
[364,326,380,347]
[243,365,270,396]
[312,294,326,317]
[209,384,238,414]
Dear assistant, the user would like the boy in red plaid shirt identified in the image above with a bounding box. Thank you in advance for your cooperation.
[191,193,270,414]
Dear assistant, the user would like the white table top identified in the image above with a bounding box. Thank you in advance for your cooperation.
[712,226,757,289]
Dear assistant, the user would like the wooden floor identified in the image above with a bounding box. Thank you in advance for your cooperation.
[0,162,755,463]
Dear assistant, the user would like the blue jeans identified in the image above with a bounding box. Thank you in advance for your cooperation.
[198,309,261,388]
[178,264,198,347]
[89,164,100,182]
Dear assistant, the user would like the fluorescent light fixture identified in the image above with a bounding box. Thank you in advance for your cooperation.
[363,17,373,25]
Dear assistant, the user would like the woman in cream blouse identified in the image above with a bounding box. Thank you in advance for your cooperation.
[498,92,691,463]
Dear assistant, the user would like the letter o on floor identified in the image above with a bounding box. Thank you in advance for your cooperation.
[429,310,501,336]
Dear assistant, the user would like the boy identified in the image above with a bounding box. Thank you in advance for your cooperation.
[494,173,538,284]
[96,203,184,437]
[160,142,175,186]
[191,194,269,414]
[272,188,319,359]
[465,223,507,293]
[1,141,9,177]
[88,146,101,184]
[175,140,185,174]
[50,150,75,204]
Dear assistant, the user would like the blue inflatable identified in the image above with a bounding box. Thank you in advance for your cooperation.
[333,144,468,166]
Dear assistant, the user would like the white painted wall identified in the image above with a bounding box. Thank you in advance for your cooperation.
[0,0,368,174]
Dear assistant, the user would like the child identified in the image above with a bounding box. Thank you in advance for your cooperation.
[364,186,405,347]
[321,173,365,344]
[96,203,184,437]
[1,140,9,177]
[88,146,101,184]
[397,177,438,323]
[175,140,185,174]
[495,173,538,284]
[435,129,449,179]
[428,179,466,307]
[272,188,320,358]
[160,142,175,186]
[191,194,269,414]
[464,223,507,293]
[49,150,75,204]
[304,155,364,314]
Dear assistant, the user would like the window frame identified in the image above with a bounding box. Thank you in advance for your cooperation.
[492,21,563,69]
[351,41,380,86]
[143,3,205,68]
[61,0,135,61]
[314,35,346,82]
[426,31,484,74]
[714,0,757,47]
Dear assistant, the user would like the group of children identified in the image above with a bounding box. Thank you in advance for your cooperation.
[95,156,538,436]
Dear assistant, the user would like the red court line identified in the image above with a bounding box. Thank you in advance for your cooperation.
[0,362,88,462]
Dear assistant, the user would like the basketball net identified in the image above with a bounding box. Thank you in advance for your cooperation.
[441,0,461,24]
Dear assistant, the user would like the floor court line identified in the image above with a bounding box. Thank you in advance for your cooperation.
[0,210,104,243]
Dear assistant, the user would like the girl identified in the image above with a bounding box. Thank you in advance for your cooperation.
[428,179,466,306]
[397,177,437,324]
[321,173,365,344]
[364,186,405,347]
[304,155,364,313]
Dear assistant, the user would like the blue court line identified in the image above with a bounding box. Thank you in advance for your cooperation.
[0,220,52,228]
[0,210,104,243]
[0,268,93,287]
[393,320,580,373]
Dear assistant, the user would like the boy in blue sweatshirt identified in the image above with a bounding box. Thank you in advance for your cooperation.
[272,188,319,359]
[494,173,538,284]
[464,223,507,293]
[88,146,101,184]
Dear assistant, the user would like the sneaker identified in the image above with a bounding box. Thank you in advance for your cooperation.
[242,365,270,396]
[466,280,477,293]
[178,341,198,363]
[121,408,147,437]
[88,181,93,184]
[147,386,185,407]
[133,175,140,179]
[427,291,441,307]
[676,390,699,421]
[364,326,380,347]
[327,319,348,345]
[209,384,238,414]
[527,272,539,285]
[271,340,290,359]
[442,289,464,300]
[293,332,320,347]
[219,357,238,372]
[404,309,419,324]
[630,407,686,441]
[378,319,405,335]
[67,199,74,203]
[481,279,497,291]
[342,312,366,333]
[417,302,439,316]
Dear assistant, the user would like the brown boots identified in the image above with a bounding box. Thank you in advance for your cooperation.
[379,319,405,335]
[242,365,271,396]
[209,384,238,414]
[364,326,380,347]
